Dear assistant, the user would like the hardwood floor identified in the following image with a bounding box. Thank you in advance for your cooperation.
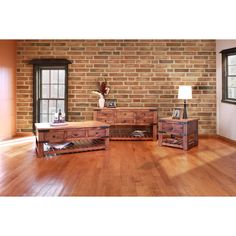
[0,136,236,196]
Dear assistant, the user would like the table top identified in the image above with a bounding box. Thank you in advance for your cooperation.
[159,117,199,122]
[35,121,110,130]
[94,107,157,111]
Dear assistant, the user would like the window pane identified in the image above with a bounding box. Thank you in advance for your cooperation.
[40,100,48,113]
[42,70,49,84]
[59,85,65,98]
[42,85,49,98]
[49,114,55,123]
[228,76,236,87]
[41,114,48,123]
[51,70,58,84]
[228,88,236,99]
[50,84,58,98]
[57,100,65,113]
[228,55,236,66]
[59,70,65,84]
[228,65,236,75]
[228,77,236,99]
[49,100,57,114]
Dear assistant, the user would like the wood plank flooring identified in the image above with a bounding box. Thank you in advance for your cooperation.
[0,136,236,196]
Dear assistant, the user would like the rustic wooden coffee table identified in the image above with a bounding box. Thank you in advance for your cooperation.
[35,121,110,157]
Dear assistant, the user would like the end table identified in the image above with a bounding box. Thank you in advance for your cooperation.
[158,117,198,150]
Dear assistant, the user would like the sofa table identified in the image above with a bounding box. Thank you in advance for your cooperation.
[93,107,157,141]
[35,121,110,158]
[158,117,198,150]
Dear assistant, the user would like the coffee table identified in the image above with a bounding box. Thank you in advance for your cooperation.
[35,121,110,157]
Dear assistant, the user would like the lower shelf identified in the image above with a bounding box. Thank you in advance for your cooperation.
[43,139,106,156]
[161,142,183,149]
[110,136,153,141]
[110,125,153,140]
[159,133,197,150]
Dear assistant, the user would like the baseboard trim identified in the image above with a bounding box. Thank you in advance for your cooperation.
[199,134,216,139]
[15,132,34,137]
[216,135,236,145]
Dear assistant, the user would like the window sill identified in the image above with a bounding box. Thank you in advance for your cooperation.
[221,99,236,105]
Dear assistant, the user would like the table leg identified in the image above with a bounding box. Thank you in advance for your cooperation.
[36,139,44,158]
[183,135,188,150]
[153,124,157,141]
[105,128,110,149]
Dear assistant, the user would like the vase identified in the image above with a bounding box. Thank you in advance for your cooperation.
[98,97,105,108]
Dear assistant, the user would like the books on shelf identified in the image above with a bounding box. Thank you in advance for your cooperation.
[131,130,147,137]
[49,142,74,150]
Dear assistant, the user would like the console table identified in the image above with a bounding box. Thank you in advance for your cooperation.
[158,117,198,150]
[35,121,110,158]
[93,107,157,141]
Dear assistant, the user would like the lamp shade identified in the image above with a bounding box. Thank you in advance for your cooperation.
[178,86,192,99]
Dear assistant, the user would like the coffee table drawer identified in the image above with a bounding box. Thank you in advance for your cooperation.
[65,129,87,140]
[88,128,106,138]
[45,131,65,143]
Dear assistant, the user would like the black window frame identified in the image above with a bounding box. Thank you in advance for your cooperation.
[220,47,236,104]
[29,59,72,131]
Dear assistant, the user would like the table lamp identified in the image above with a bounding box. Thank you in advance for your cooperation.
[178,85,192,119]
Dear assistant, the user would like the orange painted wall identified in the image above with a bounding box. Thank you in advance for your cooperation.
[0,40,16,141]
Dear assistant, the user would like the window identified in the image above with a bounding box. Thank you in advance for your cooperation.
[221,47,236,104]
[39,68,66,122]
[29,59,71,129]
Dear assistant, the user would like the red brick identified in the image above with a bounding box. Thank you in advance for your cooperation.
[16,39,216,134]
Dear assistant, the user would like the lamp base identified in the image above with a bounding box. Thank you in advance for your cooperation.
[183,99,188,119]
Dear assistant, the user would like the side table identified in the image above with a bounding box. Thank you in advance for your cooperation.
[158,117,198,150]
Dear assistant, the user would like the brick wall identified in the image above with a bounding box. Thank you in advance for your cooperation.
[16,40,216,134]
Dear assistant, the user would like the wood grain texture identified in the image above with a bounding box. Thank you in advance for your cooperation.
[159,117,198,150]
[35,121,110,157]
[94,107,157,141]
[0,136,236,196]
[35,121,110,130]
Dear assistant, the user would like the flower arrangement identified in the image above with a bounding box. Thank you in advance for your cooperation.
[92,78,110,98]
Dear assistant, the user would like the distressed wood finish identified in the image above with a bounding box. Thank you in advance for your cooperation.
[0,136,236,196]
[158,117,198,150]
[94,107,158,141]
[35,121,110,157]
